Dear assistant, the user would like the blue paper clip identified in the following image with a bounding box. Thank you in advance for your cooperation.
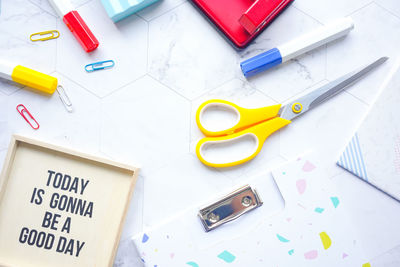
[85,60,115,72]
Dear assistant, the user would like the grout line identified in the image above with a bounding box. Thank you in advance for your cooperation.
[99,73,147,99]
[323,77,370,107]
[347,1,375,16]
[280,78,328,104]
[146,21,150,73]
[344,90,369,107]
[256,88,280,104]
[292,6,324,25]
[5,87,23,97]
[373,1,400,20]
[28,0,58,18]
[76,0,94,9]
[190,77,235,102]
[56,71,102,99]
[197,76,242,101]
[146,73,192,102]
[137,0,188,22]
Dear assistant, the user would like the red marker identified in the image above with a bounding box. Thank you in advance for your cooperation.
[49,0,99,52]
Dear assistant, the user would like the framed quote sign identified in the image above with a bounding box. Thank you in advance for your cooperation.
[0,135,139,267]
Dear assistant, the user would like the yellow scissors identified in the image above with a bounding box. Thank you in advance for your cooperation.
[196,57,387,168]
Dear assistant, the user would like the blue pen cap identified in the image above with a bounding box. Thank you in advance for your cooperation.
[240,48,283,78]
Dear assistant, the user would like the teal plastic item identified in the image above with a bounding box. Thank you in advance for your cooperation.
[101,0,160,22]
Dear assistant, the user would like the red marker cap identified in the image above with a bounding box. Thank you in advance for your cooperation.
[63,11,99,52]
[48,0,99,52]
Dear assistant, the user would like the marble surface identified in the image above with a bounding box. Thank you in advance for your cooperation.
[0,0,400,266]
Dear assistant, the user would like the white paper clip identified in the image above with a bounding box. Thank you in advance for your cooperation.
[198,185,263,232]
[56,85,73,113]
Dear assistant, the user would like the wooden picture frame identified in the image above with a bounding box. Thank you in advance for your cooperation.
[0,135,139,267]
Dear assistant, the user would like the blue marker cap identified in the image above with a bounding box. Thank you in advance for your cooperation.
[240,48,282,78]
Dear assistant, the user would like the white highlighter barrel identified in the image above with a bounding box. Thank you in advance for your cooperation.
[280,17,354,61]
[240,17,354,77]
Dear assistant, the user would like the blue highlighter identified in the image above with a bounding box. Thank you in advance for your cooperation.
[240,17,354,78]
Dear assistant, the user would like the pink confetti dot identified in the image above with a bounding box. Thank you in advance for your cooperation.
[304,250,318,260]
[296,179,306,194]
[302,161,316,172]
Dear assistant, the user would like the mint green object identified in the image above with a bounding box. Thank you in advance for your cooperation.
[101,0,160,22]
[217,250,236,263]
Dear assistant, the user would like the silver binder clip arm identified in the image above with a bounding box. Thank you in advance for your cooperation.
[198,185,263,232]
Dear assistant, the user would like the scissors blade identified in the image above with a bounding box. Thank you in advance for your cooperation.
[279,57,388,121]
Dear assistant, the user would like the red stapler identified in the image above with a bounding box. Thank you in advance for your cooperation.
[190,0,294,49]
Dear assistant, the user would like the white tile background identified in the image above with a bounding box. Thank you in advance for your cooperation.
[1,0,400,266]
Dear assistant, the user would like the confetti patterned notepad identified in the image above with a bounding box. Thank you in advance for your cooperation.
[337,61,400,201]
[132,155,367,266]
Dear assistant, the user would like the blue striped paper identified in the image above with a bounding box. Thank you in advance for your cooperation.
[337,133,368,181]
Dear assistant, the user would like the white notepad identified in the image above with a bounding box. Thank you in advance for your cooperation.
[132,154,367,266]
[337,60,400,201]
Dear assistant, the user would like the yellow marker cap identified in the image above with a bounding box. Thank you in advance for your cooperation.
[11,65,57,94]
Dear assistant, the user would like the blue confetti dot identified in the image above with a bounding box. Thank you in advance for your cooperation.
[218,250,236,263]
[330,197,340,208]
[314,207,324,213]
[142,233,149,243]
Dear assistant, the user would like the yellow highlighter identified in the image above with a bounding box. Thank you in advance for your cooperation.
[0,60,57,94]
[0,60,72,111]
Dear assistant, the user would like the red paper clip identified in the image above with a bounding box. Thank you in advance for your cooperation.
[16,104,40,130]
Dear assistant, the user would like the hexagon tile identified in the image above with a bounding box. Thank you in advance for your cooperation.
[327,3,400,105]
[293,0,372,23]
[375,0,400,18]
[100,75,191,175]
[0,72,102,154]
[0,0,56,95]
[147,2,238,100]
[56,0,148,97]
[279,80,369,164]
[143,153,233,227]
[1,1,400,267]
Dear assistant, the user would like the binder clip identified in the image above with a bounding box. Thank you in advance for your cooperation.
[190,0,294,49]
[198,185,263,232]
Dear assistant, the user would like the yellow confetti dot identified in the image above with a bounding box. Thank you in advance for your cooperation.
[362,263,371,267]
[319,231,332,250]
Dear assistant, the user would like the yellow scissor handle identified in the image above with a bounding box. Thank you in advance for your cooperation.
[196,117,291,168]
[196,99,283,137]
